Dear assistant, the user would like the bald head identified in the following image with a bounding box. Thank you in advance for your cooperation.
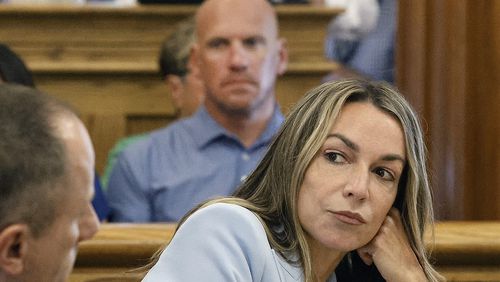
[191,0,288,129]
[195,0,280,42]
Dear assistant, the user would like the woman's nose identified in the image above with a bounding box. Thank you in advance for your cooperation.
[342,168,369,200]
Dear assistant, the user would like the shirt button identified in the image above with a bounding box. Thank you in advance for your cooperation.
[242,153,250,161]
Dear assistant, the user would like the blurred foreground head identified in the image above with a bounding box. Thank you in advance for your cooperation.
[0,84,99,282]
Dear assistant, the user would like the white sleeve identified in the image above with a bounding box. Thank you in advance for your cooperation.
[142,203,271,282]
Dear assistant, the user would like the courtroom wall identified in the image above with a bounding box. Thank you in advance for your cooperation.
[397,0,500,220]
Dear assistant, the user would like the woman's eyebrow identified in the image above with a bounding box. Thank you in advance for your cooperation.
[327,133,406,164]
[327,133,359,152]
[381,154,406,164]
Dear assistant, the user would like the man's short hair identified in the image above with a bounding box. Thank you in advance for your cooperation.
[158,17,196,78]
[0,84,73,237]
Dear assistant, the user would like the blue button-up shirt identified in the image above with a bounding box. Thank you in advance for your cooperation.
[107,106,284,222]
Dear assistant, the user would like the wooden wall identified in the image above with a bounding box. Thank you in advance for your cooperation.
[2,2,499,220]
[397,0,500,220]
[0,4,341,173]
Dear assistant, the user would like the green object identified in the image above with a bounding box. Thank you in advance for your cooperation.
[101,134,148,190]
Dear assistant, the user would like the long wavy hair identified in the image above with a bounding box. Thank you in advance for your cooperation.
[149,79,442,281]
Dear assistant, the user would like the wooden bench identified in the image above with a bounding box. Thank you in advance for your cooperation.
[70,221,500,282]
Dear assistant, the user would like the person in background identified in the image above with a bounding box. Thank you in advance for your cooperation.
[324,0,396,83]
[100,17,204,189]
[159,17,205,118]
[142,79,443,282]
[92,177,109,221]
[0,84,99,282]
[0,43,35,86]
[0,42,110,221]
[107,0,288,222]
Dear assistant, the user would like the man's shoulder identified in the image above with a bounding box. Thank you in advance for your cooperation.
[120,118,195,157]
[149,118,191,138]
[110,133,149,156]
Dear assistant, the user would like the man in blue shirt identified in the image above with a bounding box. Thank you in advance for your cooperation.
[100,18,203,189]
[107,0,288,222]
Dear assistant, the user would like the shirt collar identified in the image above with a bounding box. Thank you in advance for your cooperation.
[188,104,284,150]
[188,106,228,149]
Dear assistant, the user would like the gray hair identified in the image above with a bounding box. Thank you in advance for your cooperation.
[158,17,196,78]
[0,84,74,237]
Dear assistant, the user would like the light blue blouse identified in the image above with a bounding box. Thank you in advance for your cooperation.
[143,203,337,282]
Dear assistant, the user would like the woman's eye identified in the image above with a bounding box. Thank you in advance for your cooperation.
[374,168,395,181]
[324,152,347,164]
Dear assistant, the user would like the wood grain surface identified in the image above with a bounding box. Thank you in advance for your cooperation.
[71,221,500,281]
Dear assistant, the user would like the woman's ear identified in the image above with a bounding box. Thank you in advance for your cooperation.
[0,224,29,276]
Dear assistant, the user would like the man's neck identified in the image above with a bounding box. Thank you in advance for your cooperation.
[205,100,276,148]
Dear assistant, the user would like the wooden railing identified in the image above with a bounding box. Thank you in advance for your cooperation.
[70,221,500,282]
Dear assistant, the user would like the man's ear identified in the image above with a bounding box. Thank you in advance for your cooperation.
[186,47,201,79]
[165,75,184,112]
[0,224,29,276]
[276,38,289,76]
[190,44,202,79]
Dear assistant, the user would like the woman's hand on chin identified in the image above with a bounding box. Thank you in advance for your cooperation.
[356,208,428,282]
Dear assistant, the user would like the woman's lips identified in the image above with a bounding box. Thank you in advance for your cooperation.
[332,210,366,225]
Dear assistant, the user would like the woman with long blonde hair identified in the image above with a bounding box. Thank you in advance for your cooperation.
[143,79,443,282]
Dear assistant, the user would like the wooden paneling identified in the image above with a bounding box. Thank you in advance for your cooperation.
[397,0,500,220]
[0,5,341,174]
[0,5,341,65]
[463,0,500,220]
[35,71,176,173]
[70,221,500,282]
[31,61,338,172]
